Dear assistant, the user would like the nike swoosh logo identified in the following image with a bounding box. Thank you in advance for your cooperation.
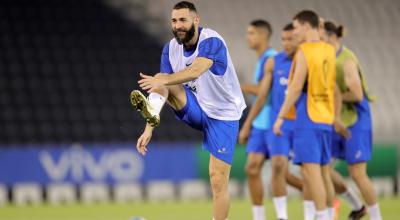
[186,63,192,66]
[217,148,228,154]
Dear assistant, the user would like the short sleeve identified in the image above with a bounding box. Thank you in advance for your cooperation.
[197,37,228,76]
[160,43,173,74]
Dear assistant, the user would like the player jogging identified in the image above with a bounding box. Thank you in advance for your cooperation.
[322,20,382,220]
[130,2,246,220]
[273,10,347,220]
[239,23,303,220]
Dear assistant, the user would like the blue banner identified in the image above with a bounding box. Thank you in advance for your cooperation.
[0,143,198,185]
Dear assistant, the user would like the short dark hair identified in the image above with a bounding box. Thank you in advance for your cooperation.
[283,23,294,31]
[173,1,197,13]
[324,21,345,38]
[293,10,319,28]
[250,19,272,38]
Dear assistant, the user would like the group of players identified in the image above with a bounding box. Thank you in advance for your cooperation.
[130,1,382,220]
[239,15,381,220]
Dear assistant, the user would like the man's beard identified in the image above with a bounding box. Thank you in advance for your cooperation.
[172,23,196,45]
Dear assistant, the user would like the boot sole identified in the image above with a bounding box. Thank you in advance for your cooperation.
[130,90,160,127]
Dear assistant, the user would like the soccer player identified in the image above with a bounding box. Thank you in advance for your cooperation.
[130,2,246,220]
[322,21,382,220]
[239,19,278,220]
[273,10,347,220]
[239,23,303,220]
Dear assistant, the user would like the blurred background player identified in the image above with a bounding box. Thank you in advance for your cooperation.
[239,23,303,220]
[273,10,345,220]
[322,21,382,220]
[238,19,277,220]
[131,1,246,220]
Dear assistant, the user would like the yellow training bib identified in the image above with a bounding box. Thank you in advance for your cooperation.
[286,42,336,124]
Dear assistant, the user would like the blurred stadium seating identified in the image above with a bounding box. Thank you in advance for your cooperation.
[0,0,398,207]
[1,0,398,143]
[0,0,201,145]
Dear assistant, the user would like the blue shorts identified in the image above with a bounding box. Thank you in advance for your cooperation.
[174,87,239,165]
[293,130,332,165]
[246,128,270,159]
[268,129,293,157]
[331,130,372,165]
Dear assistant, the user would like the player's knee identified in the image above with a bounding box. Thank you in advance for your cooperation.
[349,167,367,181]
[152,85,168,94]
[320,167,332,181]
[209,170,227,195]
[271,157,287,175]
[245,162,261,177]
[301,166,320,184]
[147,73,168,92]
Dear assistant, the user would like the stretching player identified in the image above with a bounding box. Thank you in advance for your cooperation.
[131,2,246,220]
[239,23,303,220]
[273,10,347,220]
[322,21,382,220]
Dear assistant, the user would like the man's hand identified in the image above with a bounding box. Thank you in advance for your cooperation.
[334,119,351,139]
[138,73,168,93]
[238,124,251,145]
[273,117,284,136]
[136,126,153,155]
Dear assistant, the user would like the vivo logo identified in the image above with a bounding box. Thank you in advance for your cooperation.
[39,144,144,182]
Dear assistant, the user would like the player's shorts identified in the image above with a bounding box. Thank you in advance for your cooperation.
[268,129,293,157]
[331,132,346,160]
[245,128,270,159]
[292,130,332,165]
[331,130,372,165]
[173,87,239,165]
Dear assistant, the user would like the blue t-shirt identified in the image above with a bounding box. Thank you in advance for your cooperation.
[270,52,294,131]
[251,48,277,130]
[160,27,228,76]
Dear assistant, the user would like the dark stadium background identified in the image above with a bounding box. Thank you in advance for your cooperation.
[0,0,398,219]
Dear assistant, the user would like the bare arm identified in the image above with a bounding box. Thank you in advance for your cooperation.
[241,83,260,96]
[277,50,307,119]
[139,57,213,92]
[136,123,155,155]
[163,57,213,85]
[341,59,363,102]
[273,50,307,135]
[242,58,274,129]
[333,82,351,138]
[334,83,343,119]
[238,57,274,144]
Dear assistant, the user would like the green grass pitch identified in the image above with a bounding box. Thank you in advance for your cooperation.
[1,198,399,220]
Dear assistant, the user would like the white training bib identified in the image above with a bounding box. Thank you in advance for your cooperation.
[168,28,246,120]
